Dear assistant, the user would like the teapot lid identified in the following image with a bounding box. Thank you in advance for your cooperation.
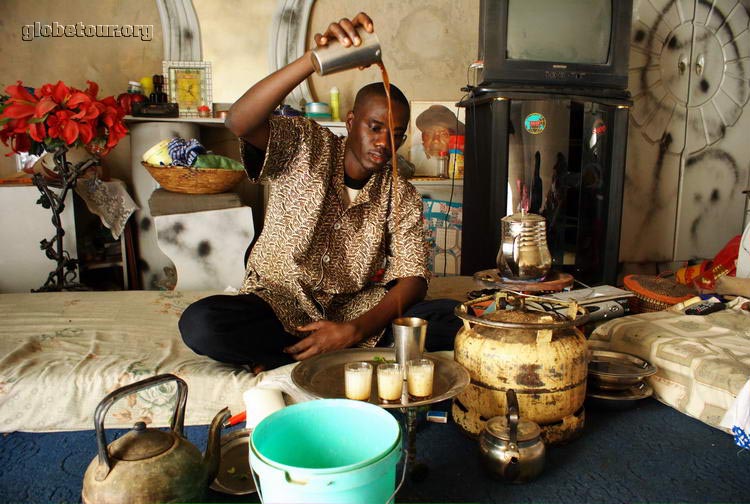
[502,211,545,223]
[108,422,176,461]
[485,416,541,442]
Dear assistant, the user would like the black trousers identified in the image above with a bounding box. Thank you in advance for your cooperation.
[179,293,463,370]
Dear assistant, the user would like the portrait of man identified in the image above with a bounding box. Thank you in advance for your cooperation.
[408,102,465,177]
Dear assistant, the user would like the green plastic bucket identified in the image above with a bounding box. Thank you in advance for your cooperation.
[250,399,403,503]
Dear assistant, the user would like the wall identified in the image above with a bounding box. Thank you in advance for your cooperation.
[193,0,276,104]
[1,0,477,180]
[307,1,479,115]
[198,0,479,129]
[0,0,163,181]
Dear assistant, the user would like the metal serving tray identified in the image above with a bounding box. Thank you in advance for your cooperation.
[291,348,470,409]
[586,381,654,410]
[588,349,657,390]
[209,428,256,496]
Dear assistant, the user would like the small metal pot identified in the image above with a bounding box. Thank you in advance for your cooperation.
[479,389,545,483]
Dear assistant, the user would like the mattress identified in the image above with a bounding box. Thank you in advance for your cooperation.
[589,299,750,431]
[0,290,256,433]
[0,277,475,433]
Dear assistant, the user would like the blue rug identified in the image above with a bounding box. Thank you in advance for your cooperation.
[1,398,748,503]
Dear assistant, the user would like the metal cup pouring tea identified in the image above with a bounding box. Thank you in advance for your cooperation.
[310,26,382,75]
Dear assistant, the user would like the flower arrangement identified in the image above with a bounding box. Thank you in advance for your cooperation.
[0,80,128,157]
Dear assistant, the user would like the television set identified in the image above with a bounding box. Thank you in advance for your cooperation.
[478,0,633,93]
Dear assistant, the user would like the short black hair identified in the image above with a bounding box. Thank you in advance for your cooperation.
[353,82,410,120]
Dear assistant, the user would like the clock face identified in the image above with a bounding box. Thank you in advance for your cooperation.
[174,69,202,109]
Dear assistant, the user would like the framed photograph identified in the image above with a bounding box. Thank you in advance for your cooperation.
[407,101,466,177]
[163,60,213,118]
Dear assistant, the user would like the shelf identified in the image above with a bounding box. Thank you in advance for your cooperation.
[124,117,348,129]
[124,115,225,126]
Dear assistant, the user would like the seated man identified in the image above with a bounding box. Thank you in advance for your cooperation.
[179,13,461,372]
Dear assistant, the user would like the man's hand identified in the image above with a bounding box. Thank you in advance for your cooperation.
[314,12,374,49]
[284,320,363,361]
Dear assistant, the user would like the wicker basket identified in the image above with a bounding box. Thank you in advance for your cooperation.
[142,162,245,194]
[623,274,696,313]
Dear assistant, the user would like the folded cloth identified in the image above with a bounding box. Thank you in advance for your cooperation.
[167,137,206,166]
[251,362,318,405]
[74,177,138,240]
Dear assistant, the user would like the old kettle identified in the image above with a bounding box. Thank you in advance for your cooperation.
[82,374,230,504]
[479,389,545,483]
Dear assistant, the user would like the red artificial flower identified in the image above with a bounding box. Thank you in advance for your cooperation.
[47,109,80,145]
[0,79,128,156]
[28,121,46,143]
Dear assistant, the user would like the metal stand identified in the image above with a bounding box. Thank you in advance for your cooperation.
[401,406,429,482]
[31,147,97,292]
[290,349,470,485]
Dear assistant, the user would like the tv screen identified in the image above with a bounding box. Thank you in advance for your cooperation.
[479,0,632,92]
[506,0,612,64]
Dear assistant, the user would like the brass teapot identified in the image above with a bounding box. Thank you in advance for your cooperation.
[82,374,230,504]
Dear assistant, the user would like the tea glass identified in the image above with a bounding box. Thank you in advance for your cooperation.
[377,363,403,404]
[344,361,373,401]
[406,358,434,401]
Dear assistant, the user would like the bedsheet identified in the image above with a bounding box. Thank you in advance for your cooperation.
[589,299,750,431]
[0,290,257,433]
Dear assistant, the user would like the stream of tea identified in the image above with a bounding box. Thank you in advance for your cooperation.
[378,62,399,222]
[378,62,404,317]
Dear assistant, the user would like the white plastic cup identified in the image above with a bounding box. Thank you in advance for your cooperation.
[344,361,373,401]
[243,387,286,430]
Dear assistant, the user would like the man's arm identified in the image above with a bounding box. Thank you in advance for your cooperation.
[224,13,374,151]
[285,276,427,361]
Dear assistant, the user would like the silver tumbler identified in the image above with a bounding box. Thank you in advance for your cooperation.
[392,317,427,377]
[310,26,382,76]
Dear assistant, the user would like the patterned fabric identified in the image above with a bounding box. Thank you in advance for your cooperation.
[239,116,430,346]
[167,137,206,166]
[0,290,257,433]
[732,426,750,449]
[589,301,750,431]
[74,177,138,240]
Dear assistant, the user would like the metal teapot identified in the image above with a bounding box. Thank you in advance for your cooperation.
[82,374,230,504]
[479,389,545,483]
[497,211,552,281]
